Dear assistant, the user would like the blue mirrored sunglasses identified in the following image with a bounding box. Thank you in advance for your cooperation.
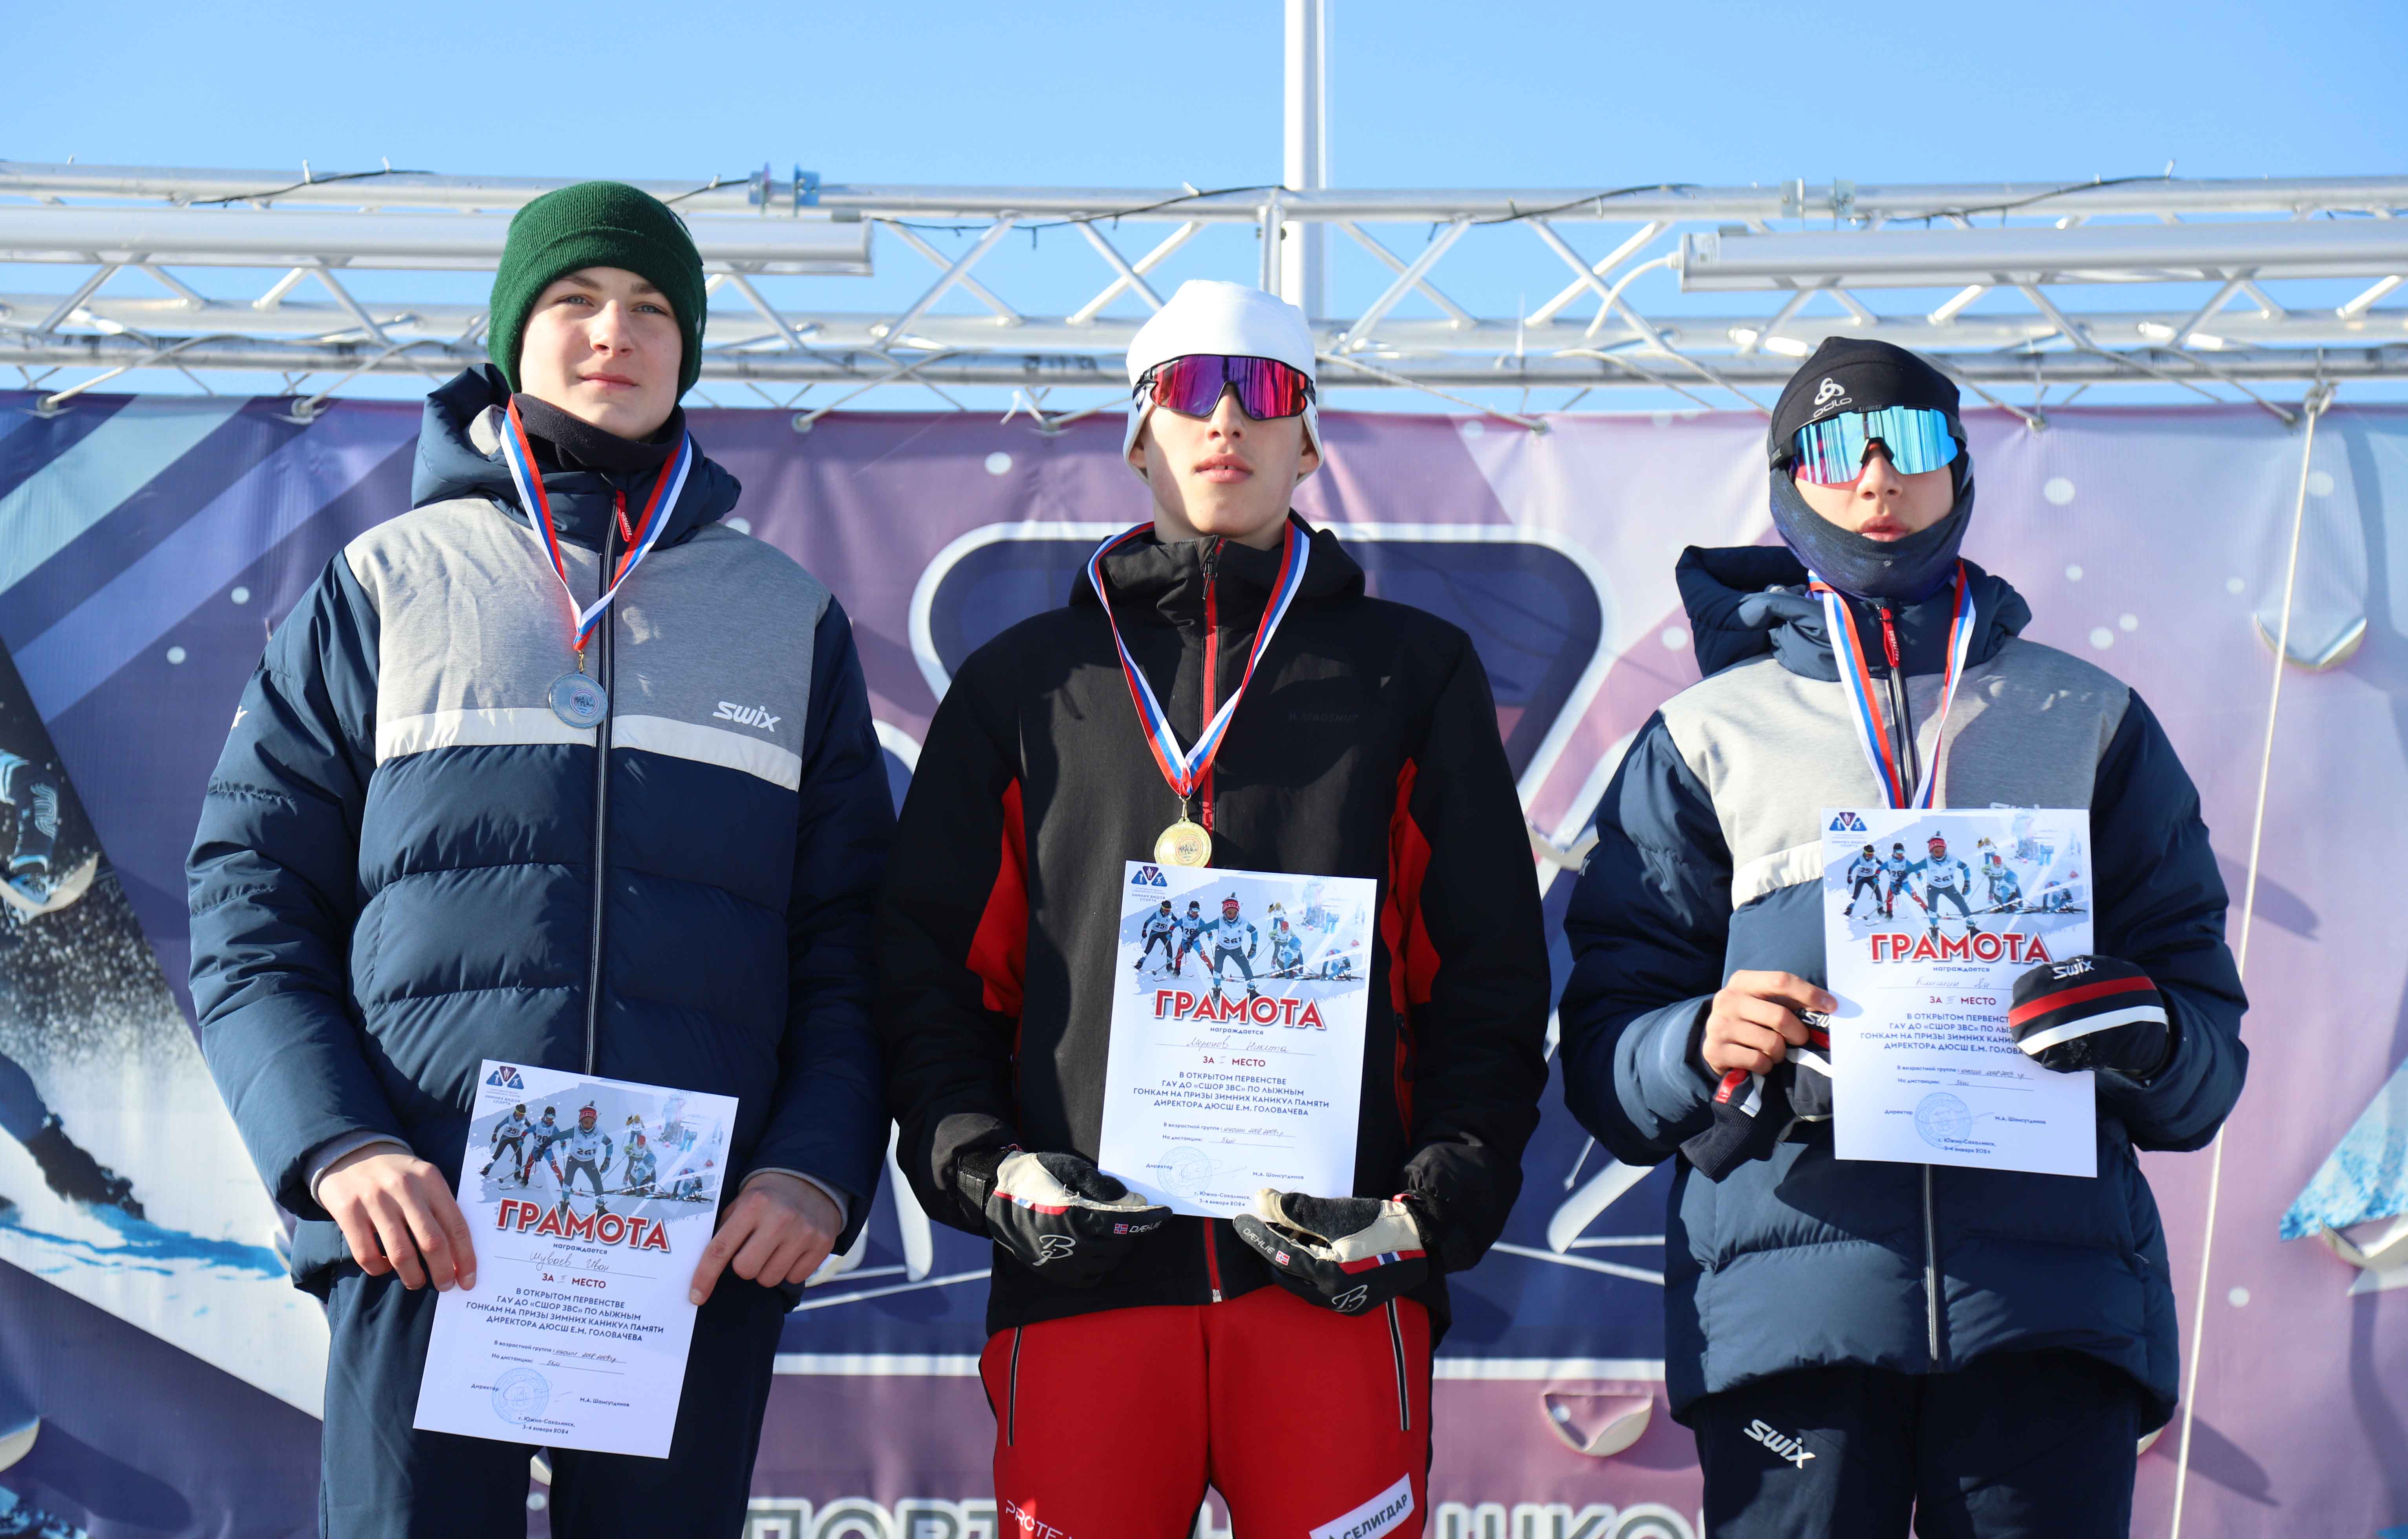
[1791,406,1960,485]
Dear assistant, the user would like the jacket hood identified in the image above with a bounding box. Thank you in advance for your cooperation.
[1675,543,2030,683]
[1071,514,1366,623]
[409,366,740,549]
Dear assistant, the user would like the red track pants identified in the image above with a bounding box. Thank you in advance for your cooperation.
[981,1285,1431,1539]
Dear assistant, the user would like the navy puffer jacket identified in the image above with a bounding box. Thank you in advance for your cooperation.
[1558,545,2247,1427]
[188,368,889,1290]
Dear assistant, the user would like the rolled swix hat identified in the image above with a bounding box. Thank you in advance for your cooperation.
[1124,280,1321,478]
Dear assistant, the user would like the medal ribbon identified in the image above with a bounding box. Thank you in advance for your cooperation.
[1086,521,1311,801]
[500,398,695,652]
[1808,561,1977,810]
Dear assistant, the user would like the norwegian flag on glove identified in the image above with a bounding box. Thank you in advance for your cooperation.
[1233,1190,1429,1314]
[2009,954,2174,1078]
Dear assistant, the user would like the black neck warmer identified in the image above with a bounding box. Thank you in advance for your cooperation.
[1764,336,1975,603]
[1768,464,1976,604]
[512,393,681,475]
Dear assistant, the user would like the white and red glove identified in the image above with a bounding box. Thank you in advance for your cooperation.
[970,1149,1169,1287]
[1233,1190,1429,1314]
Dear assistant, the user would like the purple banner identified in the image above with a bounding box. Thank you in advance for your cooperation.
[0,390,2399,1538]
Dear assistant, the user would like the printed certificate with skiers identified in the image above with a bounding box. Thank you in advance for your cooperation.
[412,1060,738,1456]
[1820,808,2099,1177]
[1097,862,1378,1216]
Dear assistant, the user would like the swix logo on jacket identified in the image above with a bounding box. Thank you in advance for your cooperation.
[713,700,781,732]
[1746,1418,1817,1468]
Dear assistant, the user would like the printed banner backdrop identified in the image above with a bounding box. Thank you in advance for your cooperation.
[0,388,2399,1538]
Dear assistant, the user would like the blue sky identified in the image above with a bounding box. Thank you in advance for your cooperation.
[7,0,2406,411]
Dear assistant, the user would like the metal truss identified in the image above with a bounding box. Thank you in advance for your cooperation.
[4,161,2404,422]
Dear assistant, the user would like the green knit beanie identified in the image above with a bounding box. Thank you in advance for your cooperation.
[487,181,708,398]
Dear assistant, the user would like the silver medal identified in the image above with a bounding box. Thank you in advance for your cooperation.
[548,671,608,729]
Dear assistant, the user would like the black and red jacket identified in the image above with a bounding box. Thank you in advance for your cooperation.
[875,515,1550,1337]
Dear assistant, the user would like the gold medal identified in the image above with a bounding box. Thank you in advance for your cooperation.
[1155,817,1213,868]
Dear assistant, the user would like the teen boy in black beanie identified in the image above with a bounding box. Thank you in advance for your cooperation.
[190,182,890,1537]
[1557,337,2247,1537]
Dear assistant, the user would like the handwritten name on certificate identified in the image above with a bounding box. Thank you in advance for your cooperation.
[1821,808,2098,1179]
[1096,862,1378,1218]
[413,1060,738,1457]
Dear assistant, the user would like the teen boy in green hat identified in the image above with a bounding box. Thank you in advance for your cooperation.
[189,182,890,1537]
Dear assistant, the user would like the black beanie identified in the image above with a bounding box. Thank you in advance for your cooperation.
[1767,337,1964,468]
[1764,337,1977,602]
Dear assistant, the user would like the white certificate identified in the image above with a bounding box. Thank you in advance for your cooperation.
[1096,861,1378,1217]
[413,1060,738,1456]
[1821,808,2098,1178]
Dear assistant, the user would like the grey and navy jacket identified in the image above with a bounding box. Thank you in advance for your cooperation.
[1559,545,2247,1427]
[188,367,889,1290]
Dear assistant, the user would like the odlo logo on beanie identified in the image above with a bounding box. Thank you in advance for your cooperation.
[1810,376,1854,418]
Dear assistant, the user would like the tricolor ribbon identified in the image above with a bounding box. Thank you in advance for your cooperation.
[499,398,695,653]
[1085,521,1311,801]
[1808,561,1977,811]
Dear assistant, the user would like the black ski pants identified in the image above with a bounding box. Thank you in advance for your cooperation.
[1693,1349,2145,1539]
[319,1266,787,1538]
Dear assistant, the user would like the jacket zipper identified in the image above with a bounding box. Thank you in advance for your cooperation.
[1199,538,1222,831]
[1385,1300,1412,1431]
[582,498,622,1075]
[1197,537,1226,1304]
[1878,598,1943,1367]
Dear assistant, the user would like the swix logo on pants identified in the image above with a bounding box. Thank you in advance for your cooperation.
[1746,1417,1818,1468]
[1311,1474,1415,1539]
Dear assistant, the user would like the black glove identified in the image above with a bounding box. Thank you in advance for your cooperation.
[1680,1013,1833,1181]
[969,1149,1169,1287]
[2010,955,2172,1078]
[1233,1190,1429,1314]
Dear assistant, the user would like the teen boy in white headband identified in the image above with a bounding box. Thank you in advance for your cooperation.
[878,280,1548,1538]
